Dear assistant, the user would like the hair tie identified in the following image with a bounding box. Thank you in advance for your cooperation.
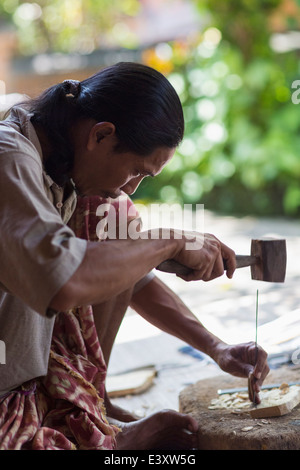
[63,79,81,98]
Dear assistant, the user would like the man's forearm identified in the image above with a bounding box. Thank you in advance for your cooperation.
[50,228,237,313]
[50,236,179,311]
[130,275,226,361]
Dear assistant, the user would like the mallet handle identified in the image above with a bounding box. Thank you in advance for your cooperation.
[156,255,258,277]
[235,254,257,268]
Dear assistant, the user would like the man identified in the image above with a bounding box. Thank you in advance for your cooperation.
[0,63,269,450]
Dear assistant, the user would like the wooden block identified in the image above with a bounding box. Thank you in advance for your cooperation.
[250,385,300,418]
[106,367,157,398]
[250,238,286,282]
[179,368,300,450]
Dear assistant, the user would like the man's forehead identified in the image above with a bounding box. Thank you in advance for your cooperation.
[135,149,174,175]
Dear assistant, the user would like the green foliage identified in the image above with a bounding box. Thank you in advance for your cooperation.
[135,0,300,216]
[0,0,140,54]
[2,0,300,216]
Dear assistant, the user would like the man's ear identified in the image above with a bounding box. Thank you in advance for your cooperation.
[87,122,116,150]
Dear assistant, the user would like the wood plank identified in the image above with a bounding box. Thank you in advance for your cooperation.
[250,385,300,418]
[106,367,157,398]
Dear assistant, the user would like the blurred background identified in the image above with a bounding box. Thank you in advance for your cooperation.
[1,0,300,217]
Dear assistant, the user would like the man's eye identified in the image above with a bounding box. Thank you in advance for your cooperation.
[134,171,152,178]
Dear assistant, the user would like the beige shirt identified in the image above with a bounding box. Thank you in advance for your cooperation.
[0,107,87,395]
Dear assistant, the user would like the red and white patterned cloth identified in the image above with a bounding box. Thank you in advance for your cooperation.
[0,195,138,450]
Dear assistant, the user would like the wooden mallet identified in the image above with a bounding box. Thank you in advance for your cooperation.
[156,238,287,283]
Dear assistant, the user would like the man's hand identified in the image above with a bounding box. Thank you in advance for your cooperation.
[172,232,236,282]
[212,341,269,404]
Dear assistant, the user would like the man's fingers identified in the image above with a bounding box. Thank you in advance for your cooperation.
[200,235,223,281]
[174,232,236,282]
[222,245,236,279]
[253,362,270,388]
[253,344,269,382]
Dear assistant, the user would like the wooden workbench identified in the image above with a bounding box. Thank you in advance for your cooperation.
[179,367,300,450]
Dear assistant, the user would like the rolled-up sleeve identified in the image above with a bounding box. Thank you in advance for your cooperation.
[0,149,87,316]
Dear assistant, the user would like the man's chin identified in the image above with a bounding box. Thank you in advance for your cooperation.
[103,191,121,199]
[77,188,121,199]
[95,190,121,199]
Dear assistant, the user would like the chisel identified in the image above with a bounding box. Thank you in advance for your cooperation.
[218,381,300,395]
[252,289,259,404]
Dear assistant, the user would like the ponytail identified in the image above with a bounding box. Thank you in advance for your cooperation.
[28,80,82,185]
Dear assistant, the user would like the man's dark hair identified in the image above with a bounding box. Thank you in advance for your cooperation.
[20,62,184,186]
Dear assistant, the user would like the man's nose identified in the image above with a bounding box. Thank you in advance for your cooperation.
[122,176,144,195]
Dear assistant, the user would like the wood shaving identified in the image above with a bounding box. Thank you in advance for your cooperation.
[256,385,300,407]
[208,392,252,410]
[241,426,253,432]
[208,383,300,411]
[279,383,289,394]
[279,383,289,390]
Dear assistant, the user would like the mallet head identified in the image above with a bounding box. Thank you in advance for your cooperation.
[250,238,286,283]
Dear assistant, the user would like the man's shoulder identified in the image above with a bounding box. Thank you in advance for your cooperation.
[0,118,42,169]
[0,119,21,150]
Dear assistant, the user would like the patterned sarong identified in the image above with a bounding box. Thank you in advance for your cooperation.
[0,194,138,450]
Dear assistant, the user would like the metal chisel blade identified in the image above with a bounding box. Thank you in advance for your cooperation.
[218,381,300,395]
[252,289,259,405]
